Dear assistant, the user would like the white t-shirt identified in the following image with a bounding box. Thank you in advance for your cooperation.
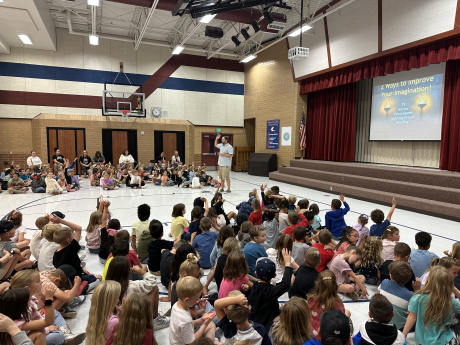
[192,176,200,188]
[267,248,295,283]
[27,156,42,167]
[11,226,27,243]
[171,155,181,163]
[216,143,233,167]
[169,303,195,345]
[38,239,60,272]
[119,154,134,164]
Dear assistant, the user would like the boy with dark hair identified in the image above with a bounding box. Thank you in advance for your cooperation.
[291,226,310,266]
[353,294,405,345]
[378,261,420,330]
[409,231,438,278]
[289,247,320,298]
[312,229,335,272]
[191,217,218,269]
[189,198,209,235]
[0,221,29,280]
[325,194,350,240]
[159,239,189,303]
[283,207,309,238]
[53,226,101,291]
[248,249,293,331]
[380,242,417,291]
[102,240,130,280]
[215,290,271,344]
[147,220,179,275]
[369,197,397,237]
[131,203,151,254]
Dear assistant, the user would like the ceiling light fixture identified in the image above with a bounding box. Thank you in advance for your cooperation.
[172,45,184,55]
[288,25,313,37]
[231,36,241,46]
[240,54,256,63]
[199,14,216,23]
[89,35,99,45]
[18,34,32,45]
[87,0,100,6]
[241,28,250,40]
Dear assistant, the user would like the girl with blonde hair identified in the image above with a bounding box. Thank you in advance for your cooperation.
[403,266,460,344]
[10,270,85,344]
[86,281,121,345]
[307,270,350,340]
[444,241,460,289]
[106,292,157,345]
[420,257,460,293]
[85,211,103,254]
[270,296,320,345]
[358,236,384,285]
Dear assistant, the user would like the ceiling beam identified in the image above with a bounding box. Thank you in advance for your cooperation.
[134,0,160,49]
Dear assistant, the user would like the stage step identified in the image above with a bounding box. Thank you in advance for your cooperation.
[289,160,460,189]
[269,171,460,222]
[278,166,460,204]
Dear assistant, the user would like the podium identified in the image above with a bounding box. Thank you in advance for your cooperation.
[248,153,277,177]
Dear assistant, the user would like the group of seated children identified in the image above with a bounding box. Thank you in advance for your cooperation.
[1,182,459,345]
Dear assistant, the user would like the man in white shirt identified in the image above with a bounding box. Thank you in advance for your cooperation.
[27,151,42,168]
[214,134,233,193]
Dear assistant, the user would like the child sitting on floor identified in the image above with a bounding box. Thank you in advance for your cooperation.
[267,234,299,284]
[358,236,384,285]
[409,231,439,278]
[381,226,400,261]
[243,225,267,277]
[289,247,320,299]
[6,210,31,249]
[353,214,369,247]
[219,250,252,299]
[46,171,63,195]
[325,194,349,240]
[370,197,397,237]
[191,217,218,269]
[215,291,271,345]
[147,220,179,275]
[85,211,103,255]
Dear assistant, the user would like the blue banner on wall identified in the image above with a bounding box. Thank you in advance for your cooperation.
[266,120,280,150]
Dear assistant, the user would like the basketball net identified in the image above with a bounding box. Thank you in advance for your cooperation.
[120,110,130,122]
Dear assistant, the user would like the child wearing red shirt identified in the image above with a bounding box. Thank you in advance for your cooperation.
[248,196,262,226]
[312,229,335,272]
[283,207,308,238]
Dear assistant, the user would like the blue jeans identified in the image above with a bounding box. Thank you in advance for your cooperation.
[88,248,99,254]
[46,310,66,345]
[141,258,149,264]
[34,187,45,193]
[99,257,106,264]
[154,182,161,186]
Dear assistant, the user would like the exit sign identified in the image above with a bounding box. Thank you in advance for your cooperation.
[216,128,222,132]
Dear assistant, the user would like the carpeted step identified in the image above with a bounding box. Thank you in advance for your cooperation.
[278,166,460,204]
[269,171,460,222]
[289,160,460,189]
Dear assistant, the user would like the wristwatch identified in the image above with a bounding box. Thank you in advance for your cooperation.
[44,299,53,306]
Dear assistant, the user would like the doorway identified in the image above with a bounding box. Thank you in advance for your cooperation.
[47,128,86,173]
[154,131,186,164]
[102,129,138,165]
[201,133,234,171]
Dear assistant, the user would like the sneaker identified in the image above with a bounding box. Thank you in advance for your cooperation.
[87,279,100,292]
[80,245,85,250]
[219,189,224,192]
[81,262,86,268]
[60,306,77,318]
[78,253,86,261]
[224,190,231,193]
[345,291,359,301]
[153,314,170,330]
[69,295,86,308]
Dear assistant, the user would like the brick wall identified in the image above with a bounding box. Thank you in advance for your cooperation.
[244,42,307,166]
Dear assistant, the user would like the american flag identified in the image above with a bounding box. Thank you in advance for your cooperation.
[299,109,306,150]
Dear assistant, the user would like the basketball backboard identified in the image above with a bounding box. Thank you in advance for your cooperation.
[102,82,146,117]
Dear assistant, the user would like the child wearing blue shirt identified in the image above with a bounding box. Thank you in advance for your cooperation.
[191,217,218,269]
[325,194,349,239]
[243,225,267,277]
[409,231,439,278]
[370,197,397,237]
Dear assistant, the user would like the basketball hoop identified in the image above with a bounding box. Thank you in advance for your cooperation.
[120,110,130,122]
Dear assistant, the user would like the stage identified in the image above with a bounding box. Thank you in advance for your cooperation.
[270,159,460,222]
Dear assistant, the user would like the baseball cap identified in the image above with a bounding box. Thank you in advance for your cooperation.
[320,309,350,345]
[255,257,276,281]
[0,220,14,234]
[51,211,65,219]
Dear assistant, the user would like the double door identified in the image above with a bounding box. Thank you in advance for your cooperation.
[47,128,85,173]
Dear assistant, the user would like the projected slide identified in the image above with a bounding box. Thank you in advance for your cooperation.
[370,63,445,141]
